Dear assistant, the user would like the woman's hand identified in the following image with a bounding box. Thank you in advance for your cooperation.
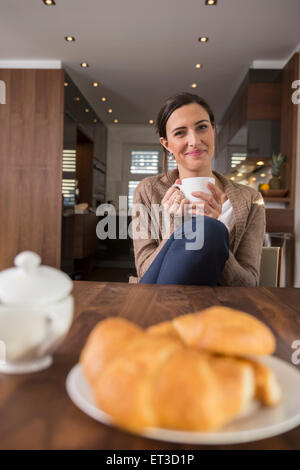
[161,179,190,216]
[189,182,224,219]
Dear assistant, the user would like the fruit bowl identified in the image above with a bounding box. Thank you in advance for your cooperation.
[260,189,289,197]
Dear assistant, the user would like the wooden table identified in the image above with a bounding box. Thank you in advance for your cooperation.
[1,282,300,450]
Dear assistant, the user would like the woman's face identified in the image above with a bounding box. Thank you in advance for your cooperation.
[161,102,215,175]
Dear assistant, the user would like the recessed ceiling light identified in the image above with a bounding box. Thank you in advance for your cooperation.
[108,108,113,113]
[65,36,75,42]
[256,161,264,166]
[85,108,89,113]
[75,97,80,102]
[80,62,89,68]
[205,0,217,5]
[149,120,154,124]
[93,82,99,87]
[93,119,98,123]
[195,64,202,69]
[198,36,209,43]
[43,0,56,5]
[101,97,107,102]
[114,119,118,124]
[191,83,197,88]
[64,82,68,87]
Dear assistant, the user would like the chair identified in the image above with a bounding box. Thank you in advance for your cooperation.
[259,247,282,287]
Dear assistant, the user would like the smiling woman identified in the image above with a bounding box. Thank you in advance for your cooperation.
[130,92,266,287]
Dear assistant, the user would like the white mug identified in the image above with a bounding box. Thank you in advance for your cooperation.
[173,177,215,202]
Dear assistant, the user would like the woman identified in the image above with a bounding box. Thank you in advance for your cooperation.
[130,92,265,286]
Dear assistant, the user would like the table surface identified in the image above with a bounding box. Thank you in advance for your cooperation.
[1,282,300,450]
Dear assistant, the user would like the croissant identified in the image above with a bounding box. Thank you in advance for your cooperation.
[80,307,281,433]
[148,306,276,356]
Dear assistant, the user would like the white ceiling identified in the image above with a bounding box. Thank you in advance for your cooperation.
[0,0,300,125]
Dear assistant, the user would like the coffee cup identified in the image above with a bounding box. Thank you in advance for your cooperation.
[173,177,215,202]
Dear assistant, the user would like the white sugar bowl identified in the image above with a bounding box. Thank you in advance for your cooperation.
[0,251,74,374]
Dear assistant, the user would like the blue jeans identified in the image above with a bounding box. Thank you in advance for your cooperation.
[139,216,229,285]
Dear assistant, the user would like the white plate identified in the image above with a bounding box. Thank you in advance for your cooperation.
[66,356,300,445]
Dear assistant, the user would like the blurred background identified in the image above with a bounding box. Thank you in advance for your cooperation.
[0,0,299,286]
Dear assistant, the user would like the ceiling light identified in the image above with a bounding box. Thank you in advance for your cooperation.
[195,64,202,69]
[43,0,56,5]
[252,177,257,181]
[64,82,68,87]
[101,97,107,102]
[65,36,75,42]
[108,109,113,113]
[149,120,154,124]
[199,36,209,43]
[191,83,197,88]
[93,119,98,123]
[114,119,118,124]
[85,108,89,113]
[80,62,89,68]
[205,0,217,5]
[93,82,99,87]
[230,177,235,181]
[260,173,266,177]
[75,97,80,101]
[256,161,264,166]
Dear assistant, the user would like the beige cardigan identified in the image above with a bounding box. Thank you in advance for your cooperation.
[129,168,266,287]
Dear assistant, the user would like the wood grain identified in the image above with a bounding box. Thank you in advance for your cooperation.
[247,83,281,120]
[280,53,299,210]
[0,69,64,269]
[0,281,300,450]
[265,208,294,233]
[72,214,99,259]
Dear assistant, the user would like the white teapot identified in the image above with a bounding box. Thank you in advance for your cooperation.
[0,251,74,374]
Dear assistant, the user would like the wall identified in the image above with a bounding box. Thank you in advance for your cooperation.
[0,68,64,269]
[106,124,158,211]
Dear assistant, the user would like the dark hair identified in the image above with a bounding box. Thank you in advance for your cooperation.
[156,92,216,174]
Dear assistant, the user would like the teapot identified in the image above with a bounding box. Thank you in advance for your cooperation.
[0,251,74,374]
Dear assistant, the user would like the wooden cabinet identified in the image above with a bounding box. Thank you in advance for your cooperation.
[217,54,299,214]
[72,214,99,259]
[61,213,99,277]
[0,68,64,270]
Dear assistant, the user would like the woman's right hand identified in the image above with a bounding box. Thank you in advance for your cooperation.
[161,179,190,216]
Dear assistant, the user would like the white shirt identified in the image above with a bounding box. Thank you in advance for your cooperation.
[218,199,235,233]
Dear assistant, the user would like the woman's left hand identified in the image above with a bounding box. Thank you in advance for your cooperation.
[190,182,224,219]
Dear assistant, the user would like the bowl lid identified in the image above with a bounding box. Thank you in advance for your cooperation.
[0,251,73,306]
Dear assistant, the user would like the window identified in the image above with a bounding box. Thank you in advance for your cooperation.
[122,145,177,210]
[62,149,76,206]
[128,180,141,209]
[130,150,159,174]
[231,153,247,169]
